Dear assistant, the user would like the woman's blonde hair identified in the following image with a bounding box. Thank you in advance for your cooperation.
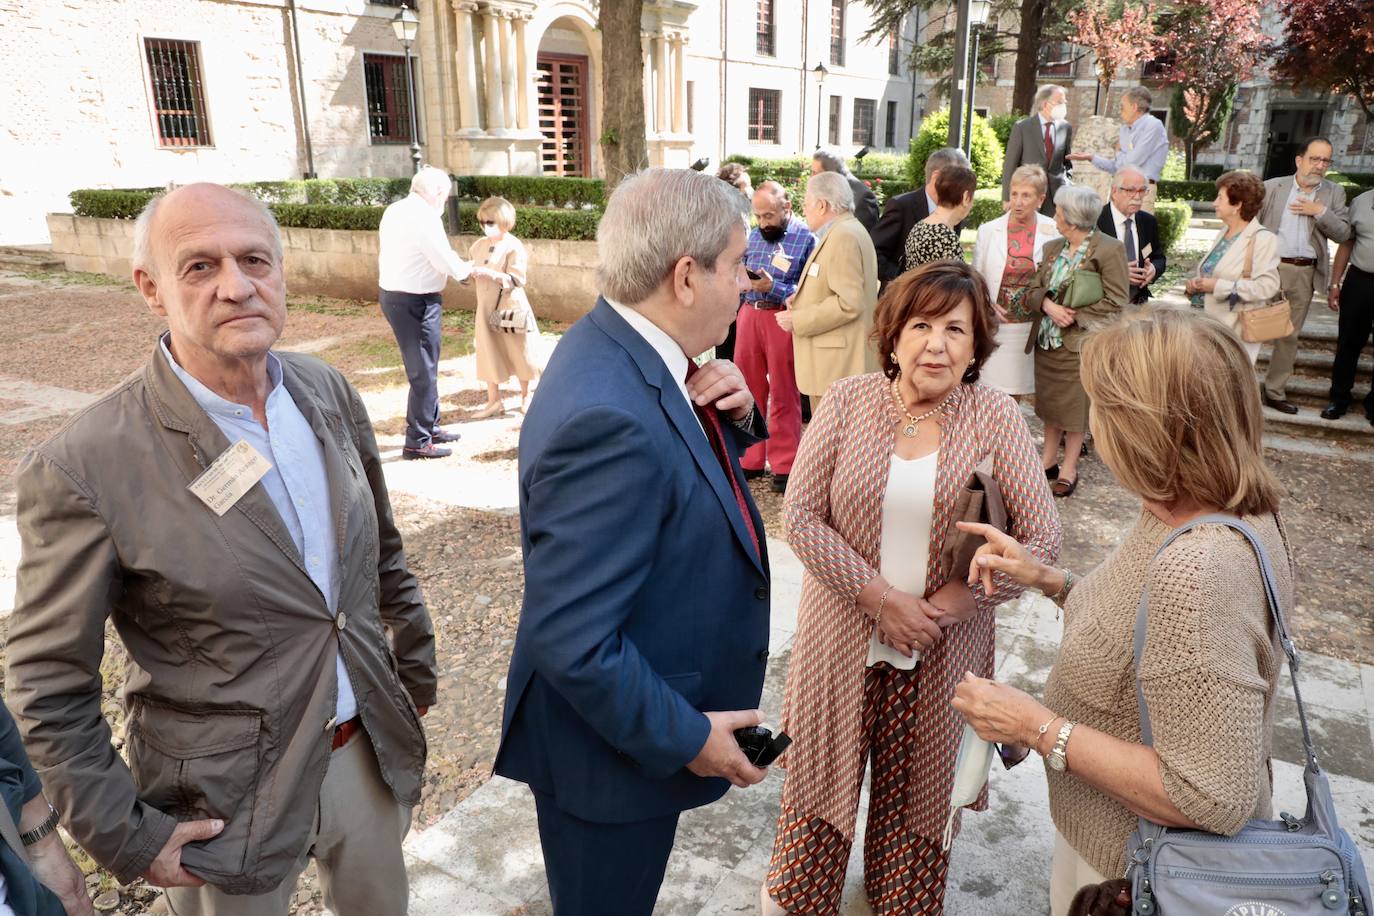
[1080,309,1281,516]
[477,196,517,231]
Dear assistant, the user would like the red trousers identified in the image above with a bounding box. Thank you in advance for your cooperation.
[735,304,801,475]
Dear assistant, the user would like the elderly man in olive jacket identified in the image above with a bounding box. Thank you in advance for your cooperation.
[5,183,437,916]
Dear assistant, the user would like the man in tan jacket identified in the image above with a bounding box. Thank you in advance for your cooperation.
[6,184,436,916]
[778,171,880,400]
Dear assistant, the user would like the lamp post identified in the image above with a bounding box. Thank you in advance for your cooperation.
[917,91,927,122]
[813,62,828,149]
[962,0,991,157]
[391,2,423,174]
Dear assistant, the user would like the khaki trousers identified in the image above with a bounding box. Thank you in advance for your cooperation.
[1263,263,1316,400]
[164,729,413,916]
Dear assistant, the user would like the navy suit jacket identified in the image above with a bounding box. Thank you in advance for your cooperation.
[1097,205,1166,303]
[494,299,772,824]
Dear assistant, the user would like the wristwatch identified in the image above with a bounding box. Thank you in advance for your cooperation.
[20,803,60,846]
[1047,720,1076,772]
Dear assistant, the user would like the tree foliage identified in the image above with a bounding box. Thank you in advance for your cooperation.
[1067,0,1158,109]
[907,108,1005,189]
[1272,0,1374,120]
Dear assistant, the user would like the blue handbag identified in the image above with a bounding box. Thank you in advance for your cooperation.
[1126,515,1372,916]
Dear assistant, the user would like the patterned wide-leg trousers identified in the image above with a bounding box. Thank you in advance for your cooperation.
[765,664,951,915]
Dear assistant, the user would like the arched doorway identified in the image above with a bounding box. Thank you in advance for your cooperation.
[533,12,599,177]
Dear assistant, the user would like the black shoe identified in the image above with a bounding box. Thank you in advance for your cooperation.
[770,474,788,493]
[402,444,452,460]
[431,427,462,444]
[1320,402,1349,421]
[1262,393,1299,415]
[743,468,766,480]
[1045,464,1060,481]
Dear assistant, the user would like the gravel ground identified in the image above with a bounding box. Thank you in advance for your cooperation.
[0,266,1370,912]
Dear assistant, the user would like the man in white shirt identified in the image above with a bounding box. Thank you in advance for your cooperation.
[378,167,499,458]
[1094,166,1167,304]
[1067,86,1169,213]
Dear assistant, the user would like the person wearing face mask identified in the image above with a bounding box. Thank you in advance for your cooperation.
[903,165,978,269]
[1002,85,1076,217]
[1255,137,1352,415]
[760,261,1061,915]
[736,181,816,493]
[378,166,502,458]
[468,196,542,418]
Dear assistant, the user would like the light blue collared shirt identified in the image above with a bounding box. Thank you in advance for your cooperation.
[1092,113,1170,182]
[161,336,358,724]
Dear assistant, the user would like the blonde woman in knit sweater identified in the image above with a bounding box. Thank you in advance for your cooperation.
[949,308,1293,916]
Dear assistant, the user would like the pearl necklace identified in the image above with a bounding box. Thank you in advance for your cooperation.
[890,379,954,438]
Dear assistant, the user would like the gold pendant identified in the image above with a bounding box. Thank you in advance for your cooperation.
[902,422,918,438]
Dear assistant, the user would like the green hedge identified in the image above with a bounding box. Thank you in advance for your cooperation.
[69,189,159,220]
[452,175,605,208]
[1158,179,1218,202]
[1191,164,1224,181]
[1152,200,1191,254]
[965,188,1005,231]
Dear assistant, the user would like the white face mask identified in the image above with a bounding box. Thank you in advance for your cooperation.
[1050,103,1068,122]
[482,224,501,238]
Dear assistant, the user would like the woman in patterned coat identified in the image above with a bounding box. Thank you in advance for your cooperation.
[762,261,1062,915]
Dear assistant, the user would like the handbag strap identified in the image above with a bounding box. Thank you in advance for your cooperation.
[1227,236,1258,310]
[1133,514,1316,767]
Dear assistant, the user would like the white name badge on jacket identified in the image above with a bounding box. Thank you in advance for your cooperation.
[188,439,273,516]
[772,252,792,272]
[808,263,820,277]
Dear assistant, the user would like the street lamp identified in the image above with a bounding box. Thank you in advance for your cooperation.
[963,0,991,157]
[391,2,423,174]
[917,91,927,122]
[813,62,828,149]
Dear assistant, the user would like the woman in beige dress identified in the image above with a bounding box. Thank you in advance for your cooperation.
[469,196,540,417]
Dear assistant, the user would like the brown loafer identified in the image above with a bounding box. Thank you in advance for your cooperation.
[1051,476,1078,498]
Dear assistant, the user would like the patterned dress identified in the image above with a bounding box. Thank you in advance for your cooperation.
[766,375,1062,915]
[982,221,1041,395]
[904,221,965,269]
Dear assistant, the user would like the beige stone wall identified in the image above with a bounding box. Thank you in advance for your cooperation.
[46,214,599,323]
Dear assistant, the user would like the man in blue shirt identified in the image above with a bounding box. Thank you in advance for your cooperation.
[737,181,816,493]
[1068,86,1169,213]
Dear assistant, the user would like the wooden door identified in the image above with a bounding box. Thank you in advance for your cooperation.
[536,54,589,177]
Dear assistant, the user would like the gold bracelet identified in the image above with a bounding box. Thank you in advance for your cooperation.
[875,585,894,628]
[1033,714,1061,757]
[1047,568,1076,603]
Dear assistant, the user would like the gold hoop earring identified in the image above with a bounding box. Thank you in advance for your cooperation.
[889,353,898,364]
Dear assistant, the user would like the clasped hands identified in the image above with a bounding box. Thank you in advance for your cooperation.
[1042,297,1077,328]
[860,578,978,658]
[1184,276,1217,296]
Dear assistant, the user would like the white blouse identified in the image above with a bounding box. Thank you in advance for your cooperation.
[867,450,938,669]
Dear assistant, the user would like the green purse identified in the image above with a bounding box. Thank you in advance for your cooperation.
[1059,269,1104,309]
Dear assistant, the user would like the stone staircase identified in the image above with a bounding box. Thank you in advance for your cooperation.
[0,245,64,271]
[1254,306,1374,441]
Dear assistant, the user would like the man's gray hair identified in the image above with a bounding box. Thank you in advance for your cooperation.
[1034,84,1066,112]
[596,168,749,305]
[811,149,852,177]
[1112,165,1148,189]
[132,186,282,276]
[1123,86,1152,113]
[806,171,855,214]
[410,166,452,200]
[1054,184,1103,230]
[924,147,971,183]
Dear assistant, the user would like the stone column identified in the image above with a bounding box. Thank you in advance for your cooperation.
[451,1,481,131]
[642,33,654,137]
[482,8,505,131]
[671,35,686,135]
[498,13,517,133]
[654,34,667,134]
[514,14,531,131]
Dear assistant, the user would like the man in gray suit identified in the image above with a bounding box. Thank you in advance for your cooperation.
[1257,137,1352,413]
[1002,84,1074,217]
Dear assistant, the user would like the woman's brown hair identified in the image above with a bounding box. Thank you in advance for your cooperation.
[934,165,978,209]
[1216,170,1265,221]
[873,261,998,384]
[1080,308,1282,516]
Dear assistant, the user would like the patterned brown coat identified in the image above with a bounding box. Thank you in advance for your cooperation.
[777,372,1062,843]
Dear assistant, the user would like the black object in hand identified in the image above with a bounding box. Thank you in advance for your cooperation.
[733,725,792,767]
[745,267,764,280]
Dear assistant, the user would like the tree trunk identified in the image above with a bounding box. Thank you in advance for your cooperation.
[1184,140,1195,180]
[1011,0,1049,113]
[598,0,647,190]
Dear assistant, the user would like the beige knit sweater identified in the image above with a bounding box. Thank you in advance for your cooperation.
[1043,509,1292,879]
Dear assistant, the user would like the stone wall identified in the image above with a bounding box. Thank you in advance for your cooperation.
[45,215,600,323]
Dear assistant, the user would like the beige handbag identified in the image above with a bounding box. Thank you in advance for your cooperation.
[1229,237,1293,343]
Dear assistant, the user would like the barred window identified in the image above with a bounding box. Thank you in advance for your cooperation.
[828,95,842,146]
[757,0,776,56]
[144,39,212,148]
[888,25,900,75]
[364,52,415,144]
[830,0,846,66]
[748,89,780,144]
[1038,41,1074,78]
[852,98,875,146]
[885,100,898,147]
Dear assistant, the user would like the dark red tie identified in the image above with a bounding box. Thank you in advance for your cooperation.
[684,362,760,561]
[1044,121,1055,164]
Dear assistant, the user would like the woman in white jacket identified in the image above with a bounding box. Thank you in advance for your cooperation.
[1185,170,1281,364]
[971,165,1061,395]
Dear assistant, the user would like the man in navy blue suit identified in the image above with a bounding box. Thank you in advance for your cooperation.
[494,168,775,914]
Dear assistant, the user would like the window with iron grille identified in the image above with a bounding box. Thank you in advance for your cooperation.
[747,88,780,143]
[1141,51,1174,80]
[828,95,842,146]
[364,52,415,144]
[888,25,900,75]
[756,0,775,56]
[144,38,212,148]
[830,0,846,66]
[852,98,875,146]
[1038,41,1074,78]
[885,100,898,147]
